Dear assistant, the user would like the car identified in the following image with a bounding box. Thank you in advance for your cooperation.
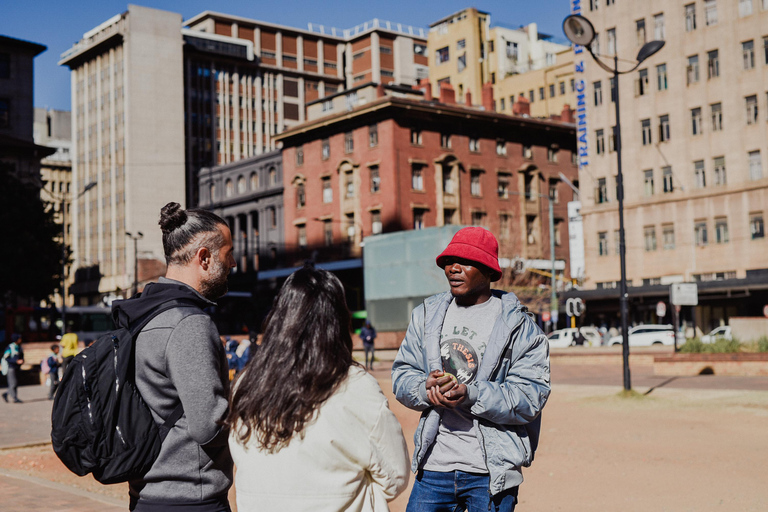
[547,327,603,348]
[701,326,732,343]
[607,324,676,347]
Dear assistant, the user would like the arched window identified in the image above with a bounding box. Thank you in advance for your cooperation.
[225,179,234,197]
[209,182,216,201]
[250,172,258,190]
[297,183,306,208]
[237,175,246,194]
[269,167,277,186]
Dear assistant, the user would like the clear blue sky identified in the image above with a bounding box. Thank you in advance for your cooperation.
[1,1,572,111]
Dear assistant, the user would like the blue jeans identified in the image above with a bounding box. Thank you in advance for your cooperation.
[406,470,517,512]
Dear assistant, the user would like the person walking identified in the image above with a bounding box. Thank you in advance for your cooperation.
[227,266,410,512]
[112,202,236,512]
[360,320,377,370]
[392,227,551,512]
[60,327,78,376]
[2,334,25,403]
[46,344,62,400]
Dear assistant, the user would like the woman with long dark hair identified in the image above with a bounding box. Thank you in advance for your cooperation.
[226,266,410,511]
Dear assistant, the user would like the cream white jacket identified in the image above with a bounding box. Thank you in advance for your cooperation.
[229,366,410,512]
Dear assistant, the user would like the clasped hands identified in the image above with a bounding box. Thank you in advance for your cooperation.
[425,370,467,408]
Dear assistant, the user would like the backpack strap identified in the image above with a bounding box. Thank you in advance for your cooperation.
[158,403,185,441]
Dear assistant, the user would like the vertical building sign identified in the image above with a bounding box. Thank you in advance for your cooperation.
[571,0,588,169]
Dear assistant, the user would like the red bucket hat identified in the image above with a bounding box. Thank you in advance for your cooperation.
[436,227,502,282]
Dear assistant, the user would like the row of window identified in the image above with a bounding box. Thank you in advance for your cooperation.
[597,212,765,256]
[212,167,279,200]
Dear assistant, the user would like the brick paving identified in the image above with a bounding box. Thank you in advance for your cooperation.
[0,469,123,511]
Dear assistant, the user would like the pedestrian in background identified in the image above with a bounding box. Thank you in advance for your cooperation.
[360,320,377,370]
[46,344,62,400]
[60,327,78,375]
[227,266,409,512]
[2,334,25,403]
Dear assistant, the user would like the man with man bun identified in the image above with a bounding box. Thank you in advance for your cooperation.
[112,202,236,512]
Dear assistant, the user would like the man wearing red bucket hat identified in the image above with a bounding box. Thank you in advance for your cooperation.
[392,227,550,512]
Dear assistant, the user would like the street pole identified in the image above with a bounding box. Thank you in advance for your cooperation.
[126,231,144,297]
[549,195,557,330]
[614,58,631,391]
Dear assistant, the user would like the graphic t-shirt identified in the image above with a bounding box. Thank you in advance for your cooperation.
[422,295,502,473]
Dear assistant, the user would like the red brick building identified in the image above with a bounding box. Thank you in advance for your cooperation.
[276,83,578,279]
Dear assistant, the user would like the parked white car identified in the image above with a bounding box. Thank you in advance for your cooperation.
[607,324,676,346]
[701,326,732,343]
[547,327,602,348]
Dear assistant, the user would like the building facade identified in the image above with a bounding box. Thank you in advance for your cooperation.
[59,5,187,304]
[576,0,768,332]
[277,83,578,283]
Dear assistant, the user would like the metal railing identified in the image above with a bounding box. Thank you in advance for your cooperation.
[307,18,427,39]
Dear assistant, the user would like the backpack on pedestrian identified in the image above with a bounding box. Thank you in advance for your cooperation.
[51,299,193,484]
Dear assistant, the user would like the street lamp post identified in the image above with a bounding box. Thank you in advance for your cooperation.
[125,231,144,297]
[563,14,664,391]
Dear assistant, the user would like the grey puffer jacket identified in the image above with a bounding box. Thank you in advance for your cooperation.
[392,290,550,496]
[112,277,232,506]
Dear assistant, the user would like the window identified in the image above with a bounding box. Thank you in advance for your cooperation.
[764,36,768,65]
[636,69,649,96]
[691,107,702,135]
[324,220,333,246]
[650,65,666,94]
[548,146,558,162]
[296,145,304,166]
[663,224,675,250]
[750,213,765,239]
[549,180,559,203]
[529,89,535,102]
[636,19,646,45]
[371,211,382,235]
[443,170,454,194]
[496,140,507,156]
[436,46,450,64]
[322,138,330,159]
[707,50,719,78]
[704,0,718,25]
[440,133,451,149]
[644,226,657,251]
[598,232,609,256]
[644,170,654,195]
[0,53,9,79]
[225,179,234,197]
[687,55,700,84]
[593,81,603,106]
[322,177,332,203]
[606,28,616,55]
[499,213,511,239]
[685,3,697,31]
[743,41,755,70]
[0,98,9,128]
[596,129,606,155]
[250,172,258,191]
[590,0,599,11]
[694,160,706,188]
[411,164,424,190]
[663,166,674,193]
[711,102,723,131]
[497,174,510,199]
[715,218,729,243]
[596,178,608,204]
[739,0,754,17]
[411,129,422,145]
[746,95,759,124]
[368,124,378,147]
[749,150,763,180]
[269,207,277,229]
[695,220,708,246]
[560,81,565,95]
[457,54,467,73]
[413,209,426,229]
[344,131,354,153]
[539,87,545,100]
[499,98,505,111]
[297,224,307,248]
[344,171,354,198]
[714,157,727,185]
[470,170,482,196]
[523,145,533,159]
[469,138,480,152]
[641,119,652,145]
[654,13,665,40]
[659,115,670,142]
[370,165,380,193]
[549,84,555,98]
[238,175,247,194]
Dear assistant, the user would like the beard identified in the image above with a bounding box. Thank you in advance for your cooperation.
[200,254,230,300]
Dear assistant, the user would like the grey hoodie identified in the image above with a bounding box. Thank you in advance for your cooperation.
[112,277,232,506]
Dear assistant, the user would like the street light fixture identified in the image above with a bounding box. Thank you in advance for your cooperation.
[125,231,144,297]
[563,14,665,391]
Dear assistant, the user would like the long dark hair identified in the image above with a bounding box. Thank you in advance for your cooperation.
[225,266,355,451]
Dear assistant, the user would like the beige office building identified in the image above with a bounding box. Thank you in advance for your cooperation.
[59,5,186,303]
[576,0,768,330]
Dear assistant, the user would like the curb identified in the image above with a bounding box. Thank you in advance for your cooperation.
[0,440,52,452]
[0,467,125,507]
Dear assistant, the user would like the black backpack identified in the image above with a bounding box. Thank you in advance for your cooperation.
[51,300,192,484]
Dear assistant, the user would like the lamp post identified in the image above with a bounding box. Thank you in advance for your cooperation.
[54,180,97,337]
[125,231,144,297]
[563,14,664,391]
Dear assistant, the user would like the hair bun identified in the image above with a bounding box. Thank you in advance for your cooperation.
[159,202,187,233]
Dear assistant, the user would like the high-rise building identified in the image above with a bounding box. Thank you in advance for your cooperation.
[575,1,768,332]
[59,5,186,303]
